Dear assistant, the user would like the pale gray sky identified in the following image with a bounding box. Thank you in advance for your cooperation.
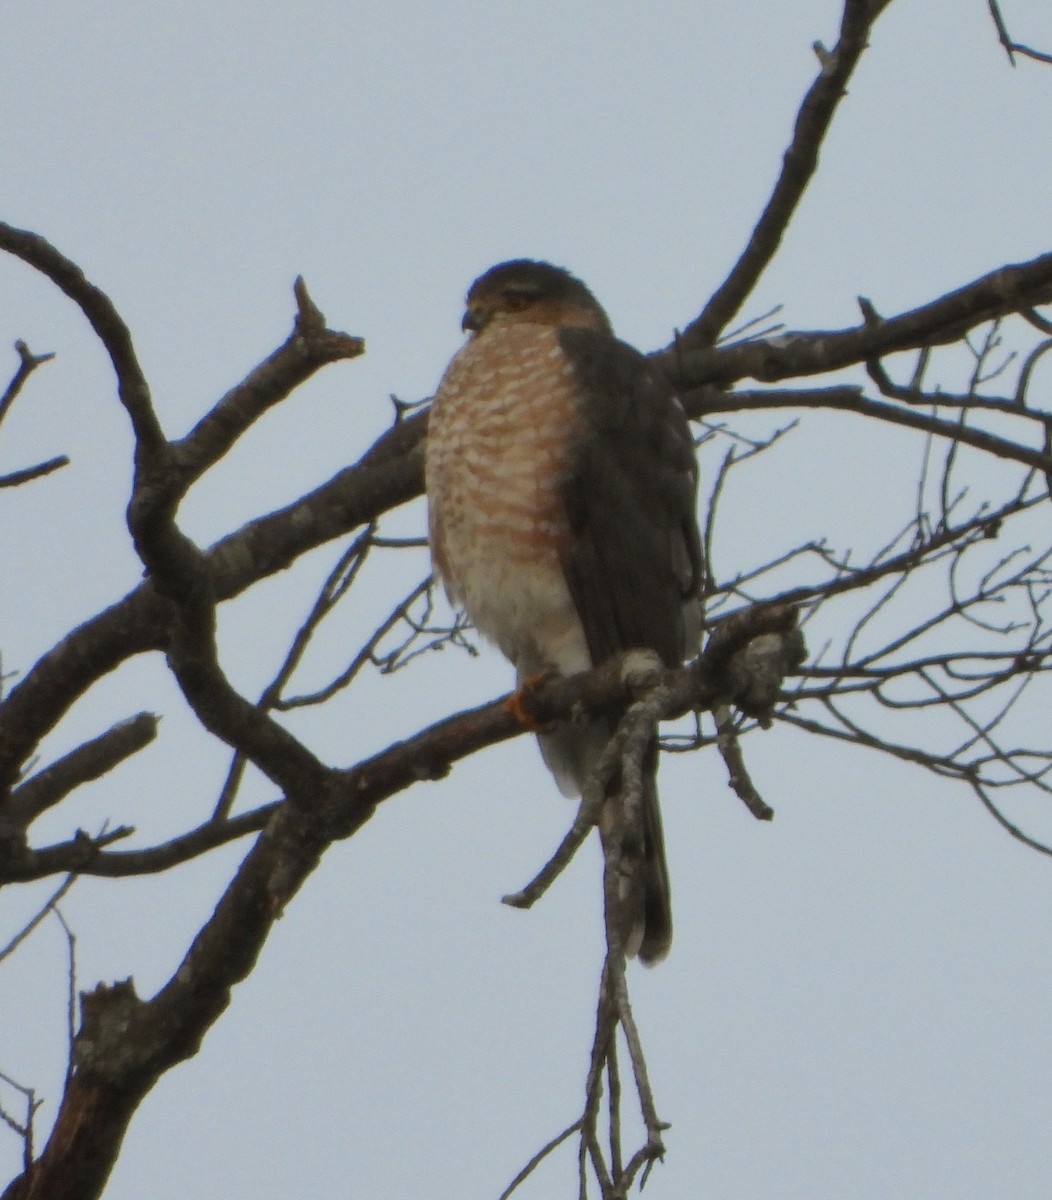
[3,1,1052,1197]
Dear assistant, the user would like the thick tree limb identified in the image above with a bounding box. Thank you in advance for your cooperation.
[0,407,425,799]
[3,220,1049,810]
[0,239,390,802]
[0,223,162,455]
[7,277,1049,805]
[1,603,800,1198]
[0,7,1049,1194]
[3,605,800,886]
[663,252,1052,387]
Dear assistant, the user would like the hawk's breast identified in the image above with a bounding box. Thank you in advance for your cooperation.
[425,324,592,675]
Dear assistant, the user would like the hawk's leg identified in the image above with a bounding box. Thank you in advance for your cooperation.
[503,667,557,731]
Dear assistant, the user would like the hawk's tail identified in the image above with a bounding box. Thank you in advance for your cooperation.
[603,737,672,966]
[637,752,672,964]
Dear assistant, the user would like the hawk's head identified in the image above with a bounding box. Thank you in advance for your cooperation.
[462,259,613,337]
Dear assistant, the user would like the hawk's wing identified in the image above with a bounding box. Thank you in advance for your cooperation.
[557,326,703,669]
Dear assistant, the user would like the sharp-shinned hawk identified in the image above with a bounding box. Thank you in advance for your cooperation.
[425,260,702,963]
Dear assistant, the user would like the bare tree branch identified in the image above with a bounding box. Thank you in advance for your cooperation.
[0,223,162,454]
[665,254,1052,388]
[0,875,76,963]
[0,457,69,488]
[0,342,56,433]
[5,804,281,884]
[4,237,1050,818]
[987,0,1052,67]
[171,277,364,485]
[4,9,1052,1192]
[0,603,799,1196]
[681,0,893,347]
[8,714,158,828]
[690,383,1052,473]
[714,705,775,820]
[499,1119,583,1200]
[0,1071,40,1175]
[0,341,67,488]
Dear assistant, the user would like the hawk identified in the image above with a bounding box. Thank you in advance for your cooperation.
[425,260,702,963]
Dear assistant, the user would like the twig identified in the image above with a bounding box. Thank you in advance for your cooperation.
[0,874,76,962]
[4,803,280,884]
[171,277,364,486]
[681,0,890,346]
[214,527,377,818]
[0,1070,41,1171]
[987,0,1052,66]
[692,384,1052,473]
[0,456,69,488]
[498,1119,583,1200]
[713,706,775,820]
[610,964,665,1164]
[505,654,678,917]
[501,734,620,911]
[0,340,55,431]
[48,900,78,1087]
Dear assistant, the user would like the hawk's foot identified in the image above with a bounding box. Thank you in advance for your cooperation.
[504,667,557,731]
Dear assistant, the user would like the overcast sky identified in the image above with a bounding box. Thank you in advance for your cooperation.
[3,1,1052,1197]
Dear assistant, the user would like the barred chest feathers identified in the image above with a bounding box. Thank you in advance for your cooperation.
[425,324,592,676]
